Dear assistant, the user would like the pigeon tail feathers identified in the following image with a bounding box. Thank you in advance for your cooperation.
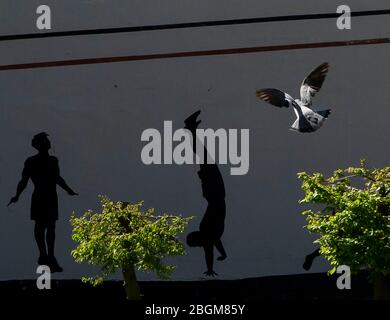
[316,109,331,118]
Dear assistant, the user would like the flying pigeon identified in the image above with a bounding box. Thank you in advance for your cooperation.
[256,62,331,133]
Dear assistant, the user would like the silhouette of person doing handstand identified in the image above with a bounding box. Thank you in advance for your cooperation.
[8,132,78,272]
[185,111,227,277]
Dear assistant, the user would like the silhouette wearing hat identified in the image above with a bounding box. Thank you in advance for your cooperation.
[8,132,78,272]
[184,111,227,277]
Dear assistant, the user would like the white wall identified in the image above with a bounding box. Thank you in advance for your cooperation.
[0,1,389,280]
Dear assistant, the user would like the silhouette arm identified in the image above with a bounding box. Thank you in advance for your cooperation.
[56,176,77,195]
[215,239,227,260]
[203,242,217,276]
[55,160,78,195]
[8,162,30,206]
[15,175,29,198]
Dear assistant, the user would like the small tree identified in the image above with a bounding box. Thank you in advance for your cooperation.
[298,161,390,299]
[71,196,192,300]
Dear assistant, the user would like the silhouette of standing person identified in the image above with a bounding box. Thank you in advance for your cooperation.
[185,111,227,277]
[8,132,78,272]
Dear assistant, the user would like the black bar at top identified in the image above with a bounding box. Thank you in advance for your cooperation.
[0,9,390,42]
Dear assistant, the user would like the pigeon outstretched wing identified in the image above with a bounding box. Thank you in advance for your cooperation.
[300,62,329,106]
[256,88,297,108]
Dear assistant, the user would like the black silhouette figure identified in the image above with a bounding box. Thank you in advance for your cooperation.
[185,111,227,277]
[303,208,337,271]
[303,248,320,271]
[8,132,78,272]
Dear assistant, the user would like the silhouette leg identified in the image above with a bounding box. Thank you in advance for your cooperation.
[215,239,227,261]
[46,221,56,257]
[303,248,321,271]
[34,222,47,264]
[46,221,63,273]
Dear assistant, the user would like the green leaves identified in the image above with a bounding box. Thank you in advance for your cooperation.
[70,196,192,285]
[299,162,390,276]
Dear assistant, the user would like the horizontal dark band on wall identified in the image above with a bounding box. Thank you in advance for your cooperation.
[1,37,389,71]
[0,9,390,42]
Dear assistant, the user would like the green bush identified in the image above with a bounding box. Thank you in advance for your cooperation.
[70,196,192,299]
[298,161,389,298]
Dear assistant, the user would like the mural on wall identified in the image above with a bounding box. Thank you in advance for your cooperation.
[184,110,228,277]
[7,132,78,272]
[0,2,389,307]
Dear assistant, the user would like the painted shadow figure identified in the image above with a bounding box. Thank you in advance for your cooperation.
[303,248,320,271]
[303,208,337,271]
[185,111,227,277]
[8,132,78,272]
